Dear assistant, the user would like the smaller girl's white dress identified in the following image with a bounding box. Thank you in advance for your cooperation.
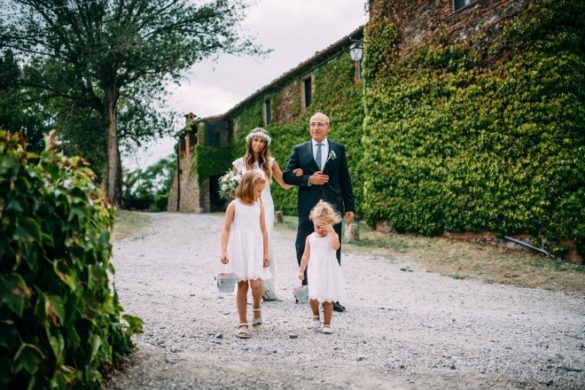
[228,199,272,282]
[307,233,346,303]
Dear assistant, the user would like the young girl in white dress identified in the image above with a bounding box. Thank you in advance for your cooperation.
[232,128,300,301]
[298,201,346,334]
[220,170,271,339]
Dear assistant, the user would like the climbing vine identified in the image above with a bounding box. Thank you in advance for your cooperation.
[360,0,585,256]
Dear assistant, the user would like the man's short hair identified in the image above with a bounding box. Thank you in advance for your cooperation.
[310,112,329,125]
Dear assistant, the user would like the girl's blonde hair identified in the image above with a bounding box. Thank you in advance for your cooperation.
[236,170,266,203]
[309,200,342,225]
[243,128,273,181]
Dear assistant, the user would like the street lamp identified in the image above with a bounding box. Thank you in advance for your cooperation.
[349,40,363,81]
[349,40,364,62]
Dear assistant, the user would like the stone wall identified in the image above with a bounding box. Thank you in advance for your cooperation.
[376,0,534,56]
[167,122,200,212]
[274,81,301,123]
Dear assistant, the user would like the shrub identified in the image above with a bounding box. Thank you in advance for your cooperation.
[0,131,141,389]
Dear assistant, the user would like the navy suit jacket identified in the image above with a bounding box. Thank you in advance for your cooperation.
[283,139,355,222]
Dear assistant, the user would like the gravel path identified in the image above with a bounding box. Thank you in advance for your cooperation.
[106,212,585,389]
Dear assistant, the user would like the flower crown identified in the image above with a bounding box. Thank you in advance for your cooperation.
[245,130,272,145]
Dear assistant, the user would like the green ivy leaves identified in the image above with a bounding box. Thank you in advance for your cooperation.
[0,131,141,388]
[360,0,585,255]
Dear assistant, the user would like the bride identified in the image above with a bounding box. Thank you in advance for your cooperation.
[232,128,300,301]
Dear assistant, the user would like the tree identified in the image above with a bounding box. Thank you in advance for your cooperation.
[123,155,176,211]
[1,0,262,205]
[0,50,49,151]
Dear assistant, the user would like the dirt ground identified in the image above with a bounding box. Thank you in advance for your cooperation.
[105,212,585,389]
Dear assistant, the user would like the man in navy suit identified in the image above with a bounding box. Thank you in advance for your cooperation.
[283,112,355,312]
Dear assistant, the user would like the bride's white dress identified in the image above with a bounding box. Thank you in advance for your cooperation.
[232,157,277,299]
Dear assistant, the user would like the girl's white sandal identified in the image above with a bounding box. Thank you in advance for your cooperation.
[252,307,263,327]
[237,323,250,338]
[311,316,321,330]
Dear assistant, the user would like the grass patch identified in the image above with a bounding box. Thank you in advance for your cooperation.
[447,274,467,280]
[412,238,585,293]
[113,210,152,240]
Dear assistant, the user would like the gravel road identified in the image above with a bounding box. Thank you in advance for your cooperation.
[106,212,585,389]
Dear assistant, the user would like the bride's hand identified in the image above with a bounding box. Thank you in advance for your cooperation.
[293,168,303,177]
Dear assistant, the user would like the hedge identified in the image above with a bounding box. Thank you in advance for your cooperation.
[0,131,141,388]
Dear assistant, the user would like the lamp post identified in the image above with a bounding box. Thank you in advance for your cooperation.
[349,40,364,81]
[349,41,364,62]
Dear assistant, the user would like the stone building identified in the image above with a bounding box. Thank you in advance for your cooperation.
[167,113,229,212]
[168,26,365,213]
[167,0,583,262]
[169,0,537,215]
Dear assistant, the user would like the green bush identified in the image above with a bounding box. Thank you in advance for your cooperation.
[360,0,585,253]
[0,131,141,389]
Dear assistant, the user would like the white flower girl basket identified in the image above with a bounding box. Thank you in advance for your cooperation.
[293,285,308,304]
[215,271,237,293]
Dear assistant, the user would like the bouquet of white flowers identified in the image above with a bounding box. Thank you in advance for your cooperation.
[218,170,242,200]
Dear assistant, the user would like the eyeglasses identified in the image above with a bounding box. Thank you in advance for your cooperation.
[310,122,328,127]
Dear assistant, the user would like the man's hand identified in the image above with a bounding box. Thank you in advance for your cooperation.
[309,171,329,186]
[345,211,355,224]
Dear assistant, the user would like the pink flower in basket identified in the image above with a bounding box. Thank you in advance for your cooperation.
[215,272,237,293]
[293,285,308,303]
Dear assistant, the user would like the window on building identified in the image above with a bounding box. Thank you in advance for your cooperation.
[454,0,475,12]
[264,98,271,125]
[205,122,221,147]
[302,77,312,108]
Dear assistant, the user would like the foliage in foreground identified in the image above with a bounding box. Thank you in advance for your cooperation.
[0,131,142,389]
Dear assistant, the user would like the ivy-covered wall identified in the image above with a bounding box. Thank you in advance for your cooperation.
[229,53,365,216]
[362,0,584,256]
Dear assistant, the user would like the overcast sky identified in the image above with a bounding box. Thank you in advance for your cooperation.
[125,0,369,169]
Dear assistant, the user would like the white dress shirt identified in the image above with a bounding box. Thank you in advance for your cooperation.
[311,138,329,171]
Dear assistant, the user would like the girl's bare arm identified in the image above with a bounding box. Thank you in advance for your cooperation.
[328,224,341,250]
[298,237,311,280]
[259,204,270,267]
[219,202,236,263]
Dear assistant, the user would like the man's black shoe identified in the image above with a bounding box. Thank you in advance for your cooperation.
[333,301,345,312]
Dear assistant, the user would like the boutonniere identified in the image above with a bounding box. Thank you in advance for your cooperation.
[326,150,337,162]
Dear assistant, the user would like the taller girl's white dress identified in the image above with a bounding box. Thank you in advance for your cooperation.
[232,157,277,298]
[227,199,272,281]
[307,233,346,303]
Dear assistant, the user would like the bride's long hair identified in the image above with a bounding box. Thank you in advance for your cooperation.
[243,128,273,181]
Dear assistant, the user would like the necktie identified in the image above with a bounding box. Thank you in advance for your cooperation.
[315,143,323,170]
